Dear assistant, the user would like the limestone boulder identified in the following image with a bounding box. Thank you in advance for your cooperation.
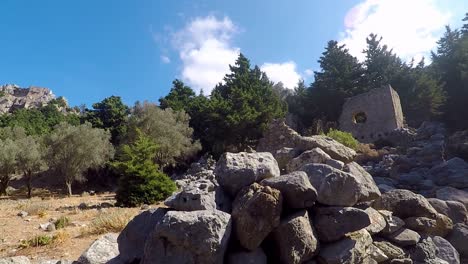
[261,171,317,209]
[384,228,421,247]
[318,229,372,264]
[256,119,356,162]
[0,257,30,264]
[446,223,468,257]
[274,147,301,171]
[286,148,331,172]
[78,233,119,264]
[379,210,406,235]
[428,198,468,224]
[301,163,379,206]
[142,210,231,264]
[429,158,468,189]
[118,208,167,263]
[325,159,344,170]
[436,187,468,209]
[313,206,371,242]
[226,248,267,264]
[231,183,282,250]
[372,189,439,219]
[373,240,406,260]
[343,162,381,201]
[369,244,389,263]
[364,207,387,235]
[403,214,453,237]
[432,236,460,264]
[448,130,468,160]
[272,210,319,264]
[215,152,280,196]
[164,180,217,211]
[407,237,438,263]
[304,135,356,162]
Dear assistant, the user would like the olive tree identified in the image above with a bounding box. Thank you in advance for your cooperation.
[45,122,114,196]
[0,138,19,195]
[16,135,47,198]
[128,102,201,169]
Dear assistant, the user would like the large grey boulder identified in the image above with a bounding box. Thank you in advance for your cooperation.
[256,119,356,162]
[343,162,381,201]
[226,248,267,264]
[313,206,371,242]
[429,158,468,189]
[318,229,372,264]
[379,210,406,235]
[78,233,120,264]
[0,257,30,264]
[364,207,387,235]
[428,198,468,224]
[373,241,406,260]
[286,148,331,172]
[215,152,280,196]
[404,214,453,237]
[261,171,317,209]
[272,210,319,263]
[164,180,217,211]
[436,187,468,209]
[372,189,439,219]
[118,208,167,263]
[432,236,460,264]
[446,223,468,257]
[407,237,439,263]
[231,183,282,250]
[142,210,231,264]
[274,147,301,171]
[301,164,379,206]
[384,228,421,247]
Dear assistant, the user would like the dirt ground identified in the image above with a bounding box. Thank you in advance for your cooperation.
[0,191,145,263]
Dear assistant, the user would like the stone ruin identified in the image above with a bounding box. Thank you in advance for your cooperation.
[339,85,404,143]
[0,84,56,114]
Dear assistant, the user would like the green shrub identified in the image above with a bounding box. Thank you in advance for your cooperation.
[113,130,176,207]
[325,129,359,150]
[21,234,53,248]
[54,216,70,229]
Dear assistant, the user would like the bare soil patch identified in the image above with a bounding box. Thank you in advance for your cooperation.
[0,191,146,262]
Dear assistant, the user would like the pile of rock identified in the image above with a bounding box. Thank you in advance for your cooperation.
[112,124,467,263]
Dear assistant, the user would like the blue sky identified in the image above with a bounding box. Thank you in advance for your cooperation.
[0,0,467,107]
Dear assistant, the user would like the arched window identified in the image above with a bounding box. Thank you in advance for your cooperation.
[353,112,367,124]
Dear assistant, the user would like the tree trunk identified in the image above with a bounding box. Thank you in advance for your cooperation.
[66,182,73,197]
[0,177,10,196]
[26,170,32,198]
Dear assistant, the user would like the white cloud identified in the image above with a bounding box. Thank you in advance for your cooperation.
[340,0,451,61]
[172,16,240,93]
[304,68,314,77]
[260,61,301,89]
[160,55,170,63]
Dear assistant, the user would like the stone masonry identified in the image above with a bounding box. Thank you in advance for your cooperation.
[339,85,404,143]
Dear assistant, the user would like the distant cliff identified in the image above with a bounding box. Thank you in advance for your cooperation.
[0,84,57,114]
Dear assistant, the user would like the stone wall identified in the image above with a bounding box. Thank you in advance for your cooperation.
[0,84,56,114]
[338,85,404,143]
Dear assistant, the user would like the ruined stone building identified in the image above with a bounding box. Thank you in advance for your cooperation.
[338,85,404,143]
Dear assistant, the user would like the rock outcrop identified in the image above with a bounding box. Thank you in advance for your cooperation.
[0,84,57,114]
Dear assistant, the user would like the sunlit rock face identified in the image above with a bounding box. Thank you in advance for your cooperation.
[0,84,56,114]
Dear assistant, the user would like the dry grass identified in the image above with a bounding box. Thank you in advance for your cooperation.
[19,230,71,249]
[81,210,135,236]
[15,200,51,216]
[355,143,389,164]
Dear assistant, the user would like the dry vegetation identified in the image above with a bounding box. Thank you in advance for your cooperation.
[0,191,143,262]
